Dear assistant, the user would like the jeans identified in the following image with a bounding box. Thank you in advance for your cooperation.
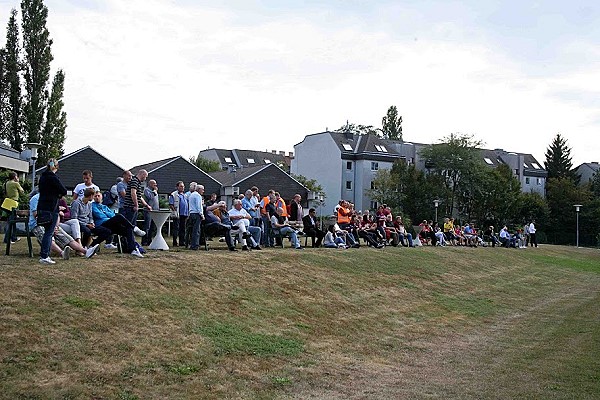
[276,226,300,248]
[39,212,59,259]
[188,213,202,249]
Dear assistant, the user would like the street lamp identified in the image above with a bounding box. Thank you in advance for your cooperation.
[24,143,44,190]
[433,199,440,223]
[317,193,325,230]
[574,204,582,248]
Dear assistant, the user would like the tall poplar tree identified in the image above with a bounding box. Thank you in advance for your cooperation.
[20,0,66,164]
[544,133,579,183]
[1,9,24,150]
[381,105,403,141]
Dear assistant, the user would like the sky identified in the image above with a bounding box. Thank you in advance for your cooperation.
[1,0,599,169]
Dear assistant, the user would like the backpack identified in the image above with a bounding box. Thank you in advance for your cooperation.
[102,189,117,206]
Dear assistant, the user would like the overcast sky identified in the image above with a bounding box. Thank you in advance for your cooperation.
[1,0,599,169]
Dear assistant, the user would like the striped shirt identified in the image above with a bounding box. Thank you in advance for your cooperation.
[123,176,143,209]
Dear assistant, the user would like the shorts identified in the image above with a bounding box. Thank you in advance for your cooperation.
[32,225,74,248]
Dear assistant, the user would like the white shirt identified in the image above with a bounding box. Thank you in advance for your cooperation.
[528,223,536,233]
[73,182,99,199]
[229,207,250,227]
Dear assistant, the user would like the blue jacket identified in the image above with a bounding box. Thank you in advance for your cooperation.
[92,201,115,226]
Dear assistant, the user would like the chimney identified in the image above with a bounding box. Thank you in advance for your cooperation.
[288,152,294,157]
[271,150,277,154]
[279,151,285,155]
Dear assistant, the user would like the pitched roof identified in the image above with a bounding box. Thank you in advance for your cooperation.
[36,146,125,191]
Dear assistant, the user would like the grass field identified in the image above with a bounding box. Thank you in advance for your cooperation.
[1,241,599,399]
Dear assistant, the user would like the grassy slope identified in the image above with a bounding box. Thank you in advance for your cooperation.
[1,243,599,399]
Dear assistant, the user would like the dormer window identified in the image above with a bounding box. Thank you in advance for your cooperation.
[342,143,353,151]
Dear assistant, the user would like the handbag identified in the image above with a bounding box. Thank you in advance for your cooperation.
[36,210,54,225]
[1,197,19,212]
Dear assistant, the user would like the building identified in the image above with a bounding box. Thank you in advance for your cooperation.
[198,148,294,172]
[0,143,29,177]
[292,131,547,212]
[574,162,600,186]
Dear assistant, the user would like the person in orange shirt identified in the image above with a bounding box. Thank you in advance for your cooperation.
[273,192,288,217]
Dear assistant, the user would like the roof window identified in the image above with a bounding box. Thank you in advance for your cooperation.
[224,157,232,163]
[342,143,353,151]
[247,158,255,164]
[264,159,271,164]
[484,158,494,165]
[531,163,540,169]
[375,144,388,152]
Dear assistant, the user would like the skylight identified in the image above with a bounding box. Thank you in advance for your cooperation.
[531,163,540,169]
[523,163,529,168]
[484,158,494,165]
[342,143,353,151]
[247,158,255,164]
[224,157,232,163]
[375,144,388,152]
[264,159,271,164]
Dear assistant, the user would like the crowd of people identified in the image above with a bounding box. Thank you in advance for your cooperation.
[3,160,540,264]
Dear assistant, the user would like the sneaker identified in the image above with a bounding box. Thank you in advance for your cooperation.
[131,248,144,258]
[228,247,238,252]
[252,245,262,250]
[295,246,304,250]
[62,246,71,260]
[133,227,146,236]
[39,257,56,265]
[104,243,117,250]
[11,237,21,244]
[86,244,100,258]
[242,245,251,251]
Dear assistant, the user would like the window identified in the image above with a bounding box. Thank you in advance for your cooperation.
[224,157,232,163]
[264,159,271,164]
[371,162,379,171]
[346,181,352,190]
[370,201,378,210]
[537,178,542,185]
[525,177,530,184]
[531,163,540,169]
[374,144,388,152]
[346,161,352,170]
[342,143,353,151]
[247,158,255,164]
[371,181,376,190]
[523,163,529,168]
[484,158,494,165]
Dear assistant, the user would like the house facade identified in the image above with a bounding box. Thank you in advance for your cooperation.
[198,148,294,172]
[574,162,599,186]
[292,131,548,212]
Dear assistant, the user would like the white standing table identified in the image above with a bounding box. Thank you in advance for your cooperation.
[148,210,172,250]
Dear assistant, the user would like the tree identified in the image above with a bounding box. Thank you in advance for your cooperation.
[189,155,221,172]
[291,174,324,197]
[381,105,402,141]
[544,177,589,245]
[544,133,579,183]
[419,133,483,217]
[335,122,380,136]
[1,8,24,151]
[591,170,600,198]
[40,69,66,162]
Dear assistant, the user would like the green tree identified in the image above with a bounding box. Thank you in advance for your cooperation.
[189,155,221,172]
[1,9,24,151]
[516,192,549,228]
[590,170,600,198]
[335,122,380,136]
[381,105,402,141]
[419,133,483,217]
[291,174,324,197]
[544,177,589,245]
[40,69,66,161]
[544,133,579,183]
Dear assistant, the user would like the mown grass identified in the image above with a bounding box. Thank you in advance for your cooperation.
[1,241,599,399]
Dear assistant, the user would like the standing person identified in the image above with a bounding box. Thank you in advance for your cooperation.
[122,169,151,228]
[3,171,25,244]
[289,194,303,223]
[36,158,68,264]
[107,177,122,212]
[205,193,217,207]
[142,179,160,246]
[117,171,132,214]
[169,181,188,247]
[187,184,205,250]
[528,220,538,247]
[72,170,100,201]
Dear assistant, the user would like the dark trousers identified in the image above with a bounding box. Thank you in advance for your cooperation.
[101,214,137,253]
[305,226,325,247]
[188,213,202,249]
[80,223,112,247]
[529,232,537,247]
[173,215,188,246]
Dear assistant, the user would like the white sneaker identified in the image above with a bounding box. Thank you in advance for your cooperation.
[62,246,71,260]
[104,243,117,249]
[131,248,144,258]
[86,244,100,259]
[133,227,146,237]
[39,257,56,265]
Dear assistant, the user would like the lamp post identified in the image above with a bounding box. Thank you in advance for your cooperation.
[574,204,582,248]
[433,199,440,223]
[317,193,325,230]
[24,143,44,190]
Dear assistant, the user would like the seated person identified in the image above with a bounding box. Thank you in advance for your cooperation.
[515,229,526,248]
[483,225,500,247]
[384,214,400,246]
[463,223,477,247]
[227,199,262,250]
[433,222,446,246]
[270,207,303,249]
[204,201,236,251]
[499,226,516,248]
[302,208,325,248]
[443,217,457,245]
[394,217,414,247]
[57,197,82,244]
[91,190,145,257]
[357,217,384,248]
[323,225,347,248]
[29,193,99,259]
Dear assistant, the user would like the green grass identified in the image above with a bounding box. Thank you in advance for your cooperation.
[1,241,599,399]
